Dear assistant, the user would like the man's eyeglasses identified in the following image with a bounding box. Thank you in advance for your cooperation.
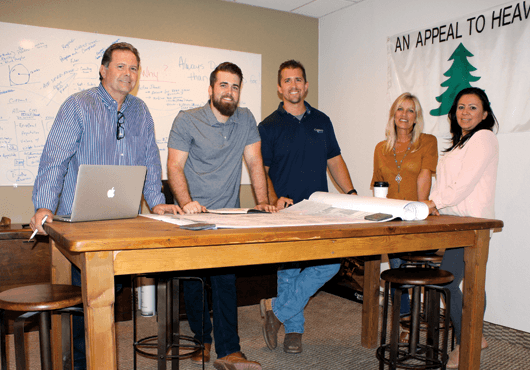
[117,111,125,140]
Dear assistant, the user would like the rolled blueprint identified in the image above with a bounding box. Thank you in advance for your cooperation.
[309,192,429,221]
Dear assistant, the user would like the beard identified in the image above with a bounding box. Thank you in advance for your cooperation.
[212,94,238,117]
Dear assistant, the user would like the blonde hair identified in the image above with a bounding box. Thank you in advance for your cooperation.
[383,92,424,153]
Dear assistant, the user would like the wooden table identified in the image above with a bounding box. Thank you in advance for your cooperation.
[45,215,502,370]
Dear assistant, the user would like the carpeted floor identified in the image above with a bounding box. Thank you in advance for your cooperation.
[3,291,529,369]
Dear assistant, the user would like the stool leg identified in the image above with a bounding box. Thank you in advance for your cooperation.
[378,281,391,370]
[409,286,421,356]
[14,311,39,370]
[432,290,441,355]
[57,308,83,370]
[170,278,179,370]
[425,287,439,365]
[442,288,451,369]
[132,276,138,370]
[1,309,7,370]
[61,312,72,370]
[157,278,168,370]
[389,286,402,369]
[200,278,205,370]
[39,311,53,370]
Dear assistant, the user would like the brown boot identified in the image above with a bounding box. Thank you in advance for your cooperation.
[213,352,262,370]
[283,333,303,354]
[191,343,211,364]
[259,298,282,350]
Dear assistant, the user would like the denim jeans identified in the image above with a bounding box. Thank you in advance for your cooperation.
[272,261,340,334]
[183,273,240,358]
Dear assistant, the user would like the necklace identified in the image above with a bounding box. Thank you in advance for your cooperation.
[392,143,411,192]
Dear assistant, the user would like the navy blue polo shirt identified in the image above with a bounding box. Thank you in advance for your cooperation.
[258,102,341,203]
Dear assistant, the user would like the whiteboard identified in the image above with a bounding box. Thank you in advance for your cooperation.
[0,22,261,186]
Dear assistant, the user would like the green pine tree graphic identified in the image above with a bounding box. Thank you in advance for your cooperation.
[430,43,481,116]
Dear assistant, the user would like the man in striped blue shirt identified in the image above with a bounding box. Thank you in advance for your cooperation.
[30,42,182,370]
[30,42,181,231]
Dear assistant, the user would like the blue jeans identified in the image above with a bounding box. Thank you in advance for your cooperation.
[183,273,240,358]
[272,261,340,334]
[389,256,411,316]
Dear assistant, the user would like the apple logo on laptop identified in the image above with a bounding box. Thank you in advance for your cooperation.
[107,187,115,198]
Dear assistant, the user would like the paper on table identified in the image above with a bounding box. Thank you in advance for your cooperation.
[206,208,269,214]
[207,208,251,214]
[281,199,380,219]
[141,207,372,229]
[308,192,429,221]
[140,191,428,229]
[140,214,198,225]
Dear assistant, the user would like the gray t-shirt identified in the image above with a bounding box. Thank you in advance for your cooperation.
[168,102,260,209]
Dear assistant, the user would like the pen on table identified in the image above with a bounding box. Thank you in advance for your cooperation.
[28,215,48,242]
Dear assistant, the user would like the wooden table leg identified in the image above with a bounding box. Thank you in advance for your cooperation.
[460,229,490,370]
[50,241,71,370]
[362,256,381,348]
[80,252,117,370]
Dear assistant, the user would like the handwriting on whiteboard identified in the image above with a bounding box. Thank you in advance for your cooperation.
[0,22,261,186]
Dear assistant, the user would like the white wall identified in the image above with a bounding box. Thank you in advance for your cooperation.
[319,0,530,332]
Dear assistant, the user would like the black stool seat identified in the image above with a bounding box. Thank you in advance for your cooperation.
[400,251,444,265]
[381,268,453,286]
[0,284,83,370]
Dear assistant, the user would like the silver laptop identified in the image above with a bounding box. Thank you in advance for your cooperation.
[54,165,147,222]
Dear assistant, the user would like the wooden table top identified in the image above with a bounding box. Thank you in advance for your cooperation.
[44,215,503,253]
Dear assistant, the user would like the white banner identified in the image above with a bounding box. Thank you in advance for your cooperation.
[387,0,530,136]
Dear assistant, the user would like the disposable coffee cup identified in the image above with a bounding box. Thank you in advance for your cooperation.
[373,181,389,198]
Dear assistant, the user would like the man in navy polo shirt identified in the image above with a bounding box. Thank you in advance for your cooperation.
[258,60,357,354]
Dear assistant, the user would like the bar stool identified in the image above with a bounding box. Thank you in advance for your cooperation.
[399,251,454,349]
[0,284,83,370]
[377,268,453,370]
[400,251,444,269]
[132,274,205,370]
[133,182,206,370]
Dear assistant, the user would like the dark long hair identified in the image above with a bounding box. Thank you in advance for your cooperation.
[445,87,498,152]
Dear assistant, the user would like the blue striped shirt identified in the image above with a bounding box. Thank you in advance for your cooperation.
[32,84,165,215]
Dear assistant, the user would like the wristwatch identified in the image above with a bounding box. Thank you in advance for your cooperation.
[347,189,357,195]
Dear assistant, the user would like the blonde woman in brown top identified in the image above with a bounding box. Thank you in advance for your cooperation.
[371,92,438,323]
[372,93,438,201]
